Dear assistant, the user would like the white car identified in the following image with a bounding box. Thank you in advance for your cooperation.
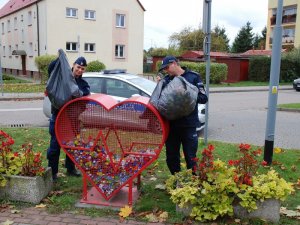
[43,69,206,131]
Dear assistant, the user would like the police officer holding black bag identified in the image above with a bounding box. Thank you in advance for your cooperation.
[155,56,208,175]
[46,50,90,181]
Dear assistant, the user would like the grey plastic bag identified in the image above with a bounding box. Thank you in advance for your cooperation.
[149,79,165,109]
[46,49,82,110]
[150,76,198,120]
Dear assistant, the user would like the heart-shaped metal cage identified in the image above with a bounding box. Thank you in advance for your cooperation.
[55,94,169,205]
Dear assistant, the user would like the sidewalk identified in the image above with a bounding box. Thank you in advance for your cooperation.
[0,206,166,225]
[0,85,293,101]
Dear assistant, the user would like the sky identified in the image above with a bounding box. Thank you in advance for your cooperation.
[0,0,269,50]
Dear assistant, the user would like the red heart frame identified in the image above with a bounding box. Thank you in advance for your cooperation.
[55,94,168,201]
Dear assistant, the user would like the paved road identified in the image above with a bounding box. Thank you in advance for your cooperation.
[205,89,300,149]
[0,86,299,149]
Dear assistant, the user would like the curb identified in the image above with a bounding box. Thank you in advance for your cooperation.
[0,96,44,101]
[277,107,300,113]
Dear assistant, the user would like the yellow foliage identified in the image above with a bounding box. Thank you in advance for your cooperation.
[119,205,132,218]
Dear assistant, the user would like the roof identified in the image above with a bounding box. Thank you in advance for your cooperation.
[240,49,287,56]
[181,50,229,58]
[0,0,38,18]
[0,0,145,18]
[136,0,145,11]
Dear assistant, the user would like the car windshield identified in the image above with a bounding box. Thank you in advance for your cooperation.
[127,77,156,94]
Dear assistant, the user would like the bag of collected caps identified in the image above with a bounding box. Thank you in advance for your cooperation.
[46,49,82,110]
[150,76,198,120]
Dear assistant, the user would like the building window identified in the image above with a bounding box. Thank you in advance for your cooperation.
[282,28,295,43]
[21,14,23,22]
[84,43,95,52]
[14,17,17,30]
[66,8,77,18]
[66,42,78,51]
[3,46,5,57]
[85,10,96,20]
[29,42,33,56]
[7,20,10,32]
[9,45,12,57]
[1,23,4,34]
[28,11,32,25]
[21,29,25,43]
[115,45,125,58]
[116,14,125,27]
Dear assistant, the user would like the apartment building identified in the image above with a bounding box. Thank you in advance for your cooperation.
[266,0,300,50]
[0,0,145,78]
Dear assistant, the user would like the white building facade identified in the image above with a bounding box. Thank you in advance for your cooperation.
[0,0,145,78]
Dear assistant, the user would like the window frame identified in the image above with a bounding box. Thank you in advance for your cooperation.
[66,42,78,52]
[84,10,96,20]
[84,43,95,52]
[115,45,125,58]
[116,13,125,27]
[66,8,78,18]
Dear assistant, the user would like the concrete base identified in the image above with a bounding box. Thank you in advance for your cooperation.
[0,167,53,204]
[233,199,280,223]
[77,186,140,209]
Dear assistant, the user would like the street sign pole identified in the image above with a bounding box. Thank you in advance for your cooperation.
[264,0,283,164]
[202,0,212,145]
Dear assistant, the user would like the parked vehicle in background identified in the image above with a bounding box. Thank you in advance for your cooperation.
[293,78,300,91]
[43,69,206,131]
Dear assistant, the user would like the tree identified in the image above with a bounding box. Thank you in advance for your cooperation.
[213,25,230,51]
[168,26,228,52]
[231,21,254,53]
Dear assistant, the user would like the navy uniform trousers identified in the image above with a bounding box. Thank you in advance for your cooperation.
[165,126,198,175]
[47,113,75,176]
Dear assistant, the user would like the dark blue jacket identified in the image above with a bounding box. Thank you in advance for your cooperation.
[48,59,90,115]
[162,68,207,127]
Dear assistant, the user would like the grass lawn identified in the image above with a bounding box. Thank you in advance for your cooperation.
[1,74,292,93]
[0,127,299,224]
[278,103,300,110]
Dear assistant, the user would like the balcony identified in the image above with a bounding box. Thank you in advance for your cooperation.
[270,14,297,25]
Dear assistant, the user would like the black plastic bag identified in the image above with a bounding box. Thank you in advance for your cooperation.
[46,49,82,110]
[150,76,198,120]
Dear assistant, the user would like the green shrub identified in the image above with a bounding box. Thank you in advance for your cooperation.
[2,74,15,81]
[248,56,271,82]
[86,60,106,72]
[156,61,227,84]
[35,54,57,84]
[249,49,300,82]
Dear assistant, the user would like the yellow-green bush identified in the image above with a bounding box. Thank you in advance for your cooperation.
[156,61,227,84]
[35,54,57,84]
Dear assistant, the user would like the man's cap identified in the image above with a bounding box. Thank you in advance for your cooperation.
[159,56,178,71]
[74,56,87,67]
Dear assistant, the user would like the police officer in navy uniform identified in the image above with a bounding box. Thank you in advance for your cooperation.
[47,56,90,181]
[158,56,208,175]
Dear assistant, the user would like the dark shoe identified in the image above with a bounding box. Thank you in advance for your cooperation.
[52,174,58,182]
[67,169,81,177]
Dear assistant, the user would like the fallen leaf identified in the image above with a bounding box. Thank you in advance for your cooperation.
[1,219,14,225]
[234,218,241,223]
[158,211,168,222]
[146,213,159,222]
[280,165,287,170]
[291,165,297,172]
[10,209,20,214]
[155,184,166,190]
[119,205,132,218]
[149,177,157,181]
[35,204,47,208]
[280,207,300,217]
[274,147,282,154]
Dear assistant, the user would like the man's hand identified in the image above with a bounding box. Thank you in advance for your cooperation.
[156,76,161,83]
